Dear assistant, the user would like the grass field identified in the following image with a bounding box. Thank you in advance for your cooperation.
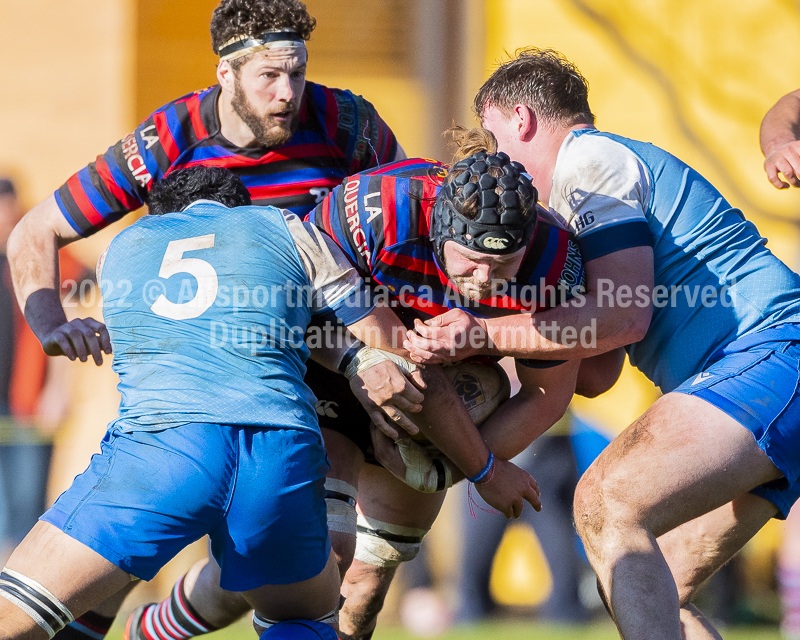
[110,617,784,640]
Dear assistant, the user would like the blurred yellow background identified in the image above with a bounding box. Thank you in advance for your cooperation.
[1,0,798,617]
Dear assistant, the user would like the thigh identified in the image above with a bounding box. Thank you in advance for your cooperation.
[2,520,131,634]
[215,427,331,592]
[357,462,446,529]
[577,392,783,538]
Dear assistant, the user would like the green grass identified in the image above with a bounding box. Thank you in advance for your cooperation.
[110,617,783,640]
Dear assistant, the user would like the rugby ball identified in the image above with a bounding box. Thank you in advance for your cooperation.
[408,360,511,451]
[443,360,512,424]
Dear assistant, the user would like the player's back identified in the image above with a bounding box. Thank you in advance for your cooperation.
[99,201,319,433]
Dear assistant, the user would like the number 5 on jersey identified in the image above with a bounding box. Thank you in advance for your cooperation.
[150,234,219,320]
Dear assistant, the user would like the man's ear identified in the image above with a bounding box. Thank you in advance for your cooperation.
[513,104,537,142]
[217,60,235,94]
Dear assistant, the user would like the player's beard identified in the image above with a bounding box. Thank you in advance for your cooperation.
[448,276,495,301]
[231,81,298,148]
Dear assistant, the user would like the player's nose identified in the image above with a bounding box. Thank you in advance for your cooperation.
[474,264,492,283]
[275,74,295,102]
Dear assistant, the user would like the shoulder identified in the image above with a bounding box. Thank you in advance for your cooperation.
[137,86,217,142]
[554,130,651,196]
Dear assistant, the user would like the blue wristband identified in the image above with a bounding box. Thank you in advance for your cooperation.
[467,451,495,484]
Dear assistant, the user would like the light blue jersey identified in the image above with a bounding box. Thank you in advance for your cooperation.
[99,201,373,432]
[550,130,800,392]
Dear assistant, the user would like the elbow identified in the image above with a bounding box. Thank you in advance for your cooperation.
[6,221,25,265]
[623,306,651,345]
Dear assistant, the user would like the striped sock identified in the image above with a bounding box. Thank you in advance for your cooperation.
[139,577,217,640]
[780,566,800,640]
[56,612,115,640]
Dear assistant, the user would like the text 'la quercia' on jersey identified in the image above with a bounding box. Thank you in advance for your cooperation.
[55,82,398,237]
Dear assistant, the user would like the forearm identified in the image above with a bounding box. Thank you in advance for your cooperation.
[8,209,61,312]
[413,366,492,478]
[8,195,80,312]
[306,324,354,371]
[484,292,647,359]
[760,91,800,157]
[485,248,653,360]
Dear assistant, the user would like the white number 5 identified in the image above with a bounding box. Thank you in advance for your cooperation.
[150,234,219,320]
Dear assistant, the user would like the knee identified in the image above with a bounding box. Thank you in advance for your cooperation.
[573,470,637,559]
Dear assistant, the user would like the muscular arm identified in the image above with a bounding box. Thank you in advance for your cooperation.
[408,246,653,362]
[7,195,78,313]
[478,359,579,461]
[7,195,110,364]
[760,89,800,189]
[348,304,541,516]
[484,247,653,358]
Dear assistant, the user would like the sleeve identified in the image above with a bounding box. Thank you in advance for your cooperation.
[283,212,376,325]
[54,114,169,237]
[549,133,654,263]
[331,90,399,173]
[305,176,374,275]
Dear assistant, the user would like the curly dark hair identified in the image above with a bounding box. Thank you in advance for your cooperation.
[210,0,316,57]
[148,167,251,215]
[474,47,595,128]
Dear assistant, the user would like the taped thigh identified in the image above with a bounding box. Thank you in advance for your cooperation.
[325,478,357,536]
[0,568,74,638]
[354,513,428,567]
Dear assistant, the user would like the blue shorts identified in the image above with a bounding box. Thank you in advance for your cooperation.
[674,327,800,518]
[41,423,331,590]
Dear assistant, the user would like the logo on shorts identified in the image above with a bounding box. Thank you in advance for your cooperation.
[691,372,713,385]
[315,400,339,418]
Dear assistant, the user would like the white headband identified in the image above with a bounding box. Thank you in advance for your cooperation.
[218,30,306,62]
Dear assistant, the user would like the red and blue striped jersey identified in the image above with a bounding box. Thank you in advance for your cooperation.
[306,159,586,327]
[56,82,399,237]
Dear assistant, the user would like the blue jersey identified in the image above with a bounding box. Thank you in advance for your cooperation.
[99,201,372,432]
[549,130,800,391]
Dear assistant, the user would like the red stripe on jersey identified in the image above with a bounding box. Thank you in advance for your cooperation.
[379,250,440,275]
[153,111,179,163]
[66,174,104,227]
[185,94,208,140]
[397,291,448,317]
[94,156,140,210]
[419,176,440,236]
[369,158,445,176]
[319,198,335,237]
[248,178,337,200]
[270,143,345,161]
[381,176,397,247]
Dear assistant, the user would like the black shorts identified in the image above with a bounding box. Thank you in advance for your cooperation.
[305,359,374,459]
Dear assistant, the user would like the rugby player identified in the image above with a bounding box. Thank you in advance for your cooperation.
[0,165,540,640]
[8,0,405,637]
[307,145,590,640]
[406,48,800,640]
